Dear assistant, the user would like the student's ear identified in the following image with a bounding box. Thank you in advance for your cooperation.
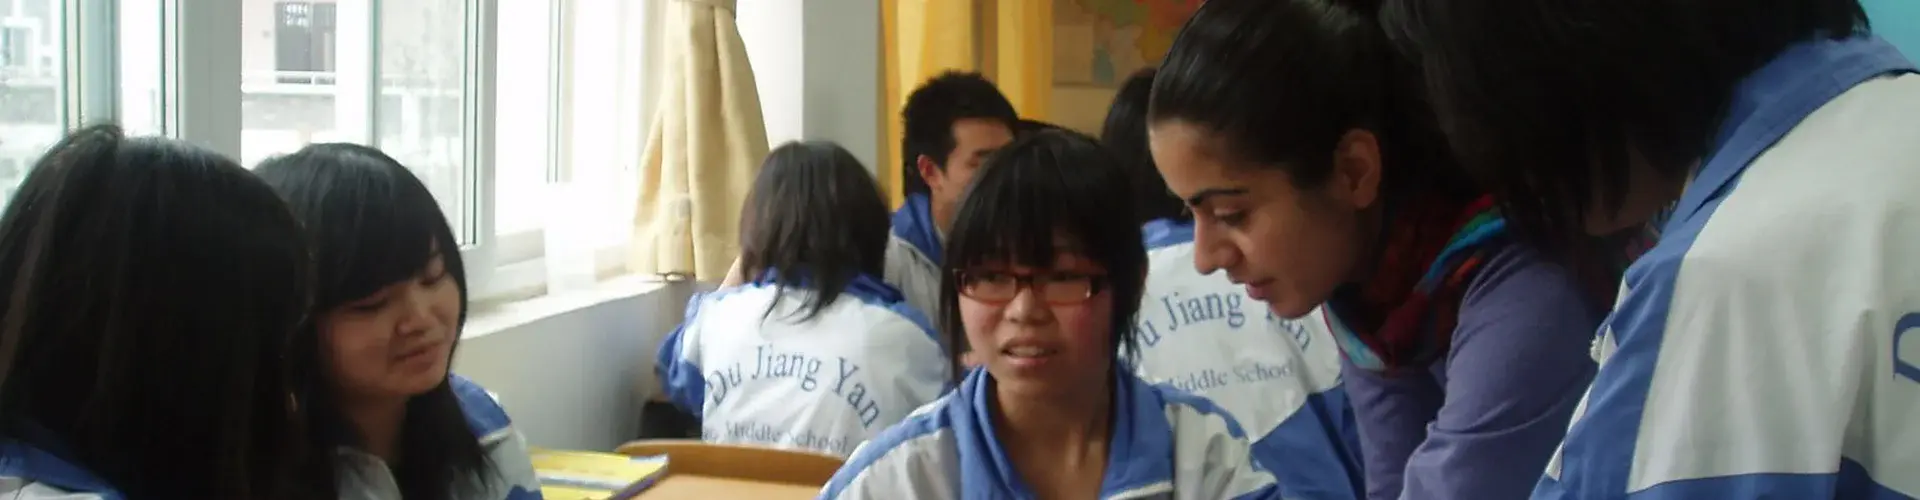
[916,155,943,192]
[1330,129,1383,210]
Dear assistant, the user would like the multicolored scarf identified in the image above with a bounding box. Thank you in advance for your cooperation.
[1328,195,1507,374]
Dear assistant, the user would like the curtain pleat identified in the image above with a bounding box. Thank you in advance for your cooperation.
[630,0,769,281]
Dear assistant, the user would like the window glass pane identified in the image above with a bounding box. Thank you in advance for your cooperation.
[494,0,552,237]
[240,0,362,167]
[119,0,164,136]
[0,0,64,206]
[377,0,468,243]
[561,0,641,249]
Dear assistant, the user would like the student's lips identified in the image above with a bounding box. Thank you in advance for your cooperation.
[1242,279,1275,302]
[395,342,445,365]
[1000,344,1058,369]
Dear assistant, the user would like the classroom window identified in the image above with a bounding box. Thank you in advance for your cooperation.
[118,0,164,136]
[3,0,657,302]
[272,1,337,79]
[376,0,469,244]
[0,0,62,210]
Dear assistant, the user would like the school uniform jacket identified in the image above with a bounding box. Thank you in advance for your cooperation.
[1535,35,1920,499]
[0,374,543,500]
[886,193,945,322]
[338,375,543,499]
[1131,219,1364,500]
[817,367,1286,500]
[656,273,947,458]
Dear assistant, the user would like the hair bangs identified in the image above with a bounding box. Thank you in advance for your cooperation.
[258,144,464,311]
[320,181,448,307]
[945,145,1131,274]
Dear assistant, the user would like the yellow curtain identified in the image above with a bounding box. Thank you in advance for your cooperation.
[991,0,1053,123]
[881,0,977,208]
[630,0,769,281]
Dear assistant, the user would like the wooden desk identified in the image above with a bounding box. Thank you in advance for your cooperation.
[617,440,842,497]
[637,475,820,499]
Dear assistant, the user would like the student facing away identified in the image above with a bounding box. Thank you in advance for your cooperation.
[0,125,316,499]
[257,144,542,500]
[1148,0,1609,498]
[820,130,1283,500]
[1103,67,1366,500]
[888,71,1020,323]
[1382,0,1920,496]
[659,141,947,458]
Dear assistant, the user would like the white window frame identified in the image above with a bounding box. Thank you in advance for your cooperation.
[479,0,656,303]
[61,0,652,304]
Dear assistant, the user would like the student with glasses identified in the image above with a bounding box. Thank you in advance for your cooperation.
[819,130,1282,500]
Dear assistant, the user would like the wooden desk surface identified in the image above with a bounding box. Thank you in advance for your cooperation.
[636,474,820,499]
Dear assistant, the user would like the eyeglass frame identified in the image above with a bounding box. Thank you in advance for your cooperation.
[953,269,1109,305]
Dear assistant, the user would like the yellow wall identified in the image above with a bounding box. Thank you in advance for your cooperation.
[880,0,976,208]
[879,0,1056,208]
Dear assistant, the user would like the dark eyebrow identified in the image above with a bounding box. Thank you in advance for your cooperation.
[1184,187,1250,206]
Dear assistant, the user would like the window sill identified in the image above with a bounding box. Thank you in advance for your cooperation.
[463,273,674,341]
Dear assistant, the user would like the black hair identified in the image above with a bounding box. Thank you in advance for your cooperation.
[937,129,1147,379]
[739,141,893,322]
[0,125,313,499]
[254,144,491,500]
[1149,0,1474,204]
[900,71,1019,196]
[1101,68,1186,224]
[1379,0,1869,254]
[1017,119,1065,135]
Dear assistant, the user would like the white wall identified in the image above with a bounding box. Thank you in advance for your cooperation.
[736,0,806,148]
[737,0,882,173]
[452,280,692,451]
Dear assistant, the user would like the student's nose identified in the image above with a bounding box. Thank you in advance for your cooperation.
[1002,285,1054,325]
[394,285,439,337]
[1191,224,1238,275]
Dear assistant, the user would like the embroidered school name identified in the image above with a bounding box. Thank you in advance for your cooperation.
[1164,360,1299,394]
[707,421,861,457]
[1135,291,1252,346]
[705,345,886,428]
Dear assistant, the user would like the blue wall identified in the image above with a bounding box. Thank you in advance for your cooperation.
[1866,0,1920,58]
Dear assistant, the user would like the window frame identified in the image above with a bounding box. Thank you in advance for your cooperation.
[64,0,650,304]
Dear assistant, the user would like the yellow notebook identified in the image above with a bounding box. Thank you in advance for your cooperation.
[531,449,670,500]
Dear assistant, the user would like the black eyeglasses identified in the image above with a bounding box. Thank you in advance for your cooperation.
[955,270,1108,305]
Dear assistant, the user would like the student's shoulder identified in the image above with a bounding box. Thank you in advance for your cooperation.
[829,285,939,346]
[818,395,961,499]
[1461,243,1587,310]
[1152,383,1251,441]
[0,478,107,500]
[449,374,516,441]
[1142,219,1196,252]
[1453,243,1598,340]
[1151,386,1287,499]
[885,235,938,271]
[1693,73,1920,276]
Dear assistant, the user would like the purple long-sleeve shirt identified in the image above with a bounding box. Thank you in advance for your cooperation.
[1343,244,1599,500]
